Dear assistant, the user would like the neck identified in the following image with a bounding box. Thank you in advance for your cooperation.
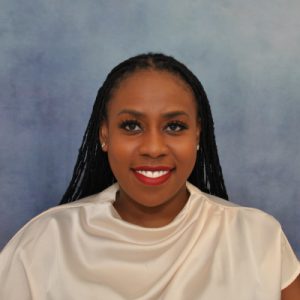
[113,187,189,228]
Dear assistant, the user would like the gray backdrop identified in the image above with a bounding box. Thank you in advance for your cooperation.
[0,0,299,256]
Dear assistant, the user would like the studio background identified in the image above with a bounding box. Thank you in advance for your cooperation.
[0,0,299,256]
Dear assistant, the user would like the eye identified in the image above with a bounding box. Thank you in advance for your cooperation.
[165,121,188,133]
[119,120,142,132]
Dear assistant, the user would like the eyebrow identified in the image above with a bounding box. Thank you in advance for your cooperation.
[117,109,189,118]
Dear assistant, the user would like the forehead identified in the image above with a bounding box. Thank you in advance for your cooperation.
[107,69,197,117]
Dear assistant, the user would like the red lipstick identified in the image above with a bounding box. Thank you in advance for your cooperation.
[132,166,173,186]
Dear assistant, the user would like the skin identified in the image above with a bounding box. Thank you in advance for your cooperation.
[281,275,300,300]
[100,69,200,227]
[99,69,300,297]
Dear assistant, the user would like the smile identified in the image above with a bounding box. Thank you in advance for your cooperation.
[135,170,169,178]
[132,167,173,186]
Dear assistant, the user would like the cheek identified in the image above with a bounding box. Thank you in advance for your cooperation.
[107,136,137,169]
[171,138,198,165]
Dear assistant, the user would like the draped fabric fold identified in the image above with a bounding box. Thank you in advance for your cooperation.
[1,182,299,299]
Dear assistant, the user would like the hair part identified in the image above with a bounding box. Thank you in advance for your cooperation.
[60,53,228,204]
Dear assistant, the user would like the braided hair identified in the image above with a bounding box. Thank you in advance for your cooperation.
[60,53,228,204]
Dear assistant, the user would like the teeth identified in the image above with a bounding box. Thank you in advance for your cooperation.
[136,170,169,178]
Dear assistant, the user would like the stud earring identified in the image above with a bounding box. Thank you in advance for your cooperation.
[196,145,199,151]
[101,142,106,150]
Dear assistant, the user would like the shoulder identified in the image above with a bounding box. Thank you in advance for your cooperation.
[187,182,282,236]
[1,184,118,254]
[187,183,297,275]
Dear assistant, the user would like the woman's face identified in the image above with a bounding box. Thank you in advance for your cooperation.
[100,69,200,226]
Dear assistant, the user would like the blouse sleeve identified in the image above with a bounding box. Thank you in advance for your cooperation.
[0,213,57,300]
[280,229,300,289]
[0,233,33,300]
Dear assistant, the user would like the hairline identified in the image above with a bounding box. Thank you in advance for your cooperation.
[102,66,200,123]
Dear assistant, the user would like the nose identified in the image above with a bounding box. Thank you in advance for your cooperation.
[138,129,168,158]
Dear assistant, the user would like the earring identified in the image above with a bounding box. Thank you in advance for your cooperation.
[196,145,199,151]
[101,142,106,150]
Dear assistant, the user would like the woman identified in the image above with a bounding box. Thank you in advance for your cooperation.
[0,53,299,299]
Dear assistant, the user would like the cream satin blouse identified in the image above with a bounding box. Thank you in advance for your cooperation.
[0,183,299,299]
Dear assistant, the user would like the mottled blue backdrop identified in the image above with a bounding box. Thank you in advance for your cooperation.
[0,0,299,256]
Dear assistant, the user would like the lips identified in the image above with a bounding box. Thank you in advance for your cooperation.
[132,166,174,186]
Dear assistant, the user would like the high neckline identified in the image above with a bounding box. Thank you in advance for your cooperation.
[93,182,206,245]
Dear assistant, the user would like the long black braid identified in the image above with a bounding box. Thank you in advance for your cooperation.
[60,53,228,204]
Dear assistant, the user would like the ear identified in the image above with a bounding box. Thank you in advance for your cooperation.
[99,121,109,152]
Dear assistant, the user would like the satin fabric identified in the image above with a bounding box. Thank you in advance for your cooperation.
[0,182,299,300]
